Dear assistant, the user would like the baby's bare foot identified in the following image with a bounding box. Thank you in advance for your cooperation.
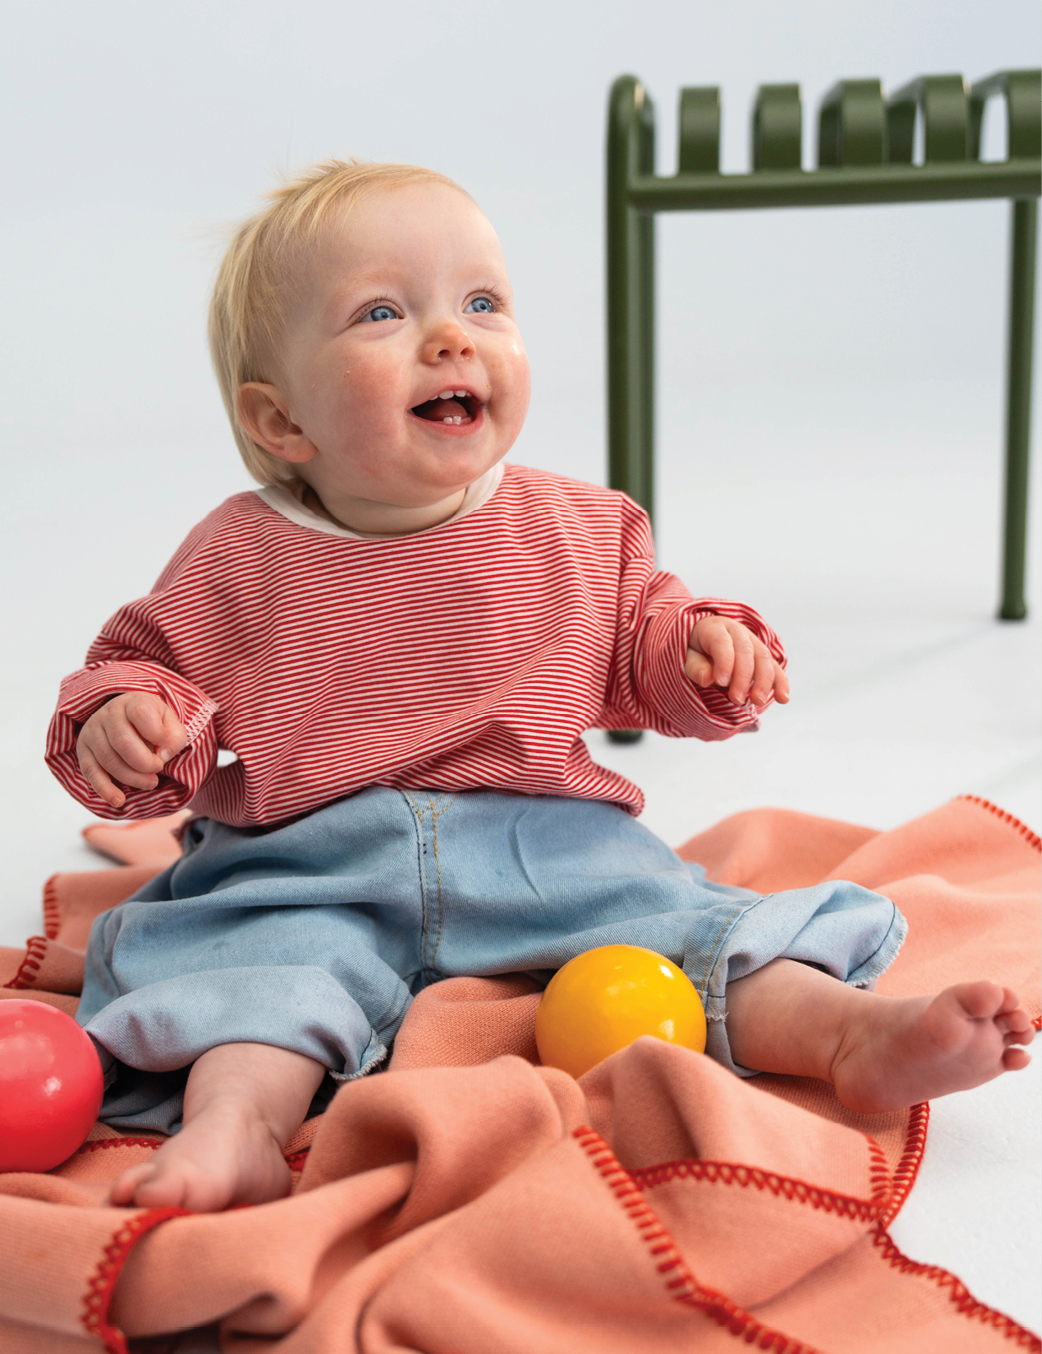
[830,982,1035,1114]
[109,1095,292,1212]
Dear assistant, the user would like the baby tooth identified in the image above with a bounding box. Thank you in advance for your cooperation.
[453,415,462,424]
[455,390,467,398]
[443,416,453,423]
[439,391,454,399]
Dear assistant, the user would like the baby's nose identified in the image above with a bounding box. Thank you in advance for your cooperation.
[421,320,474,364]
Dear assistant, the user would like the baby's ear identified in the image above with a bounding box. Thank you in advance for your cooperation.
[236,383,316,464]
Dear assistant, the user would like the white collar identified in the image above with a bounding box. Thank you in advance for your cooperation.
[256,462,504,541]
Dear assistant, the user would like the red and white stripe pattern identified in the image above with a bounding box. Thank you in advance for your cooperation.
[46,464,785,826]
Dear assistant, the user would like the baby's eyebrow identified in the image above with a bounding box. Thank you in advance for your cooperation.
[327,269,400,302]
[336,266,398,287]
[319,272,400,323]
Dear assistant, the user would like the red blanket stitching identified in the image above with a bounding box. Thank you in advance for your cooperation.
[956,795,1042,852]
[872,1224,1042,1350]
[77,1137,164,1154]
[81,1206,191,1354]
[864,1134,893,1207]
[883,1102,930,1225]
[9,935,48,989]
[42,875,61,941]
[628,1158,882,1224]
[573,1126,825,1353]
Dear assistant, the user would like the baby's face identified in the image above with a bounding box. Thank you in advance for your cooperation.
[270,183,530,512]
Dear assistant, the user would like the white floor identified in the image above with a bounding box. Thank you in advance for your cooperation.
[1,372,1039,1334]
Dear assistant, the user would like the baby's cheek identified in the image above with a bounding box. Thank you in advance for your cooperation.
[341,345,395,391]
[501,351,531,412]
[341,363,402,424]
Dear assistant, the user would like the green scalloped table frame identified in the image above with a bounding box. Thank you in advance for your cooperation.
[606,69,1041,625]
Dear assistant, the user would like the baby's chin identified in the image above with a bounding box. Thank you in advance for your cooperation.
[398,442,508,493]
[322,418,513,504]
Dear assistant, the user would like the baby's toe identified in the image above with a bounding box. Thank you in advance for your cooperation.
[1002,1047,1032,1072]
[952,981,1005,1020]
[110,1163,159,1207]
[133,1165,194,1209]
[1004,1019,1036,1046]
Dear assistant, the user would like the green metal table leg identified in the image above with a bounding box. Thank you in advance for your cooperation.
[638,197,655,515]
[607,75,656,517]
[608,76,656,742]
[999,196,1038,620]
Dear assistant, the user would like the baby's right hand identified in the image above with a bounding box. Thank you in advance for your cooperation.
[76,693,188,809]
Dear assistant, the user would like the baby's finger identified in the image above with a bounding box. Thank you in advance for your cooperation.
[78,743,127,810]
[123,695,174,758]
[125,695,188,763]
[105,713,166,775]
[690,618,737,691]
[91,738,161,793]
[727,626,757,705]
[748,643,779,707]
[685,649,715,687]
[772,663,790,704]
[704,626,736,690]
[155,706,189,762]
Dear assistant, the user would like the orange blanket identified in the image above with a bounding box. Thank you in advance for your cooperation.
[0,795,1038,1352]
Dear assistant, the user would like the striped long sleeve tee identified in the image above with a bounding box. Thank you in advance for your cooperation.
[45,463,785,827]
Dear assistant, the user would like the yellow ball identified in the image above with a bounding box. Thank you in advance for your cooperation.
[535,944,707,1079]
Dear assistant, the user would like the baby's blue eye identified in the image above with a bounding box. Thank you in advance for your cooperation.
[362,305,398,323]
[465,296,495,314]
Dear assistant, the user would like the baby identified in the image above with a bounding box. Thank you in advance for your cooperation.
[47,161,1033,1214]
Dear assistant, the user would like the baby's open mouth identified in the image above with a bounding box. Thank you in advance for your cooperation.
[411,389,480,426]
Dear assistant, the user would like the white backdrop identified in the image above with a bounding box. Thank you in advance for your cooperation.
[0,0,1037,606]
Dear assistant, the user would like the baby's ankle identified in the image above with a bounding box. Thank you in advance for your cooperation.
[185,1090,286,1146]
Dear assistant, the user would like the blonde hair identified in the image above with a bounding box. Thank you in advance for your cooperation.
[209,159,467,486]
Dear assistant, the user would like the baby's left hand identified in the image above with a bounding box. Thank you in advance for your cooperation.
[686,616,789,709]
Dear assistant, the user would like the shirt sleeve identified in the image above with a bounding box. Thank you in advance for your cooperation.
[44,606,220,820]
[599,498,786,739]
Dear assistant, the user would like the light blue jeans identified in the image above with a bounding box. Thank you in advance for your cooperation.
[78,789,906,1133]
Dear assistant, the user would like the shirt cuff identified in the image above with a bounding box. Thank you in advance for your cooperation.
[45,661,219,819]
[53,662,218,742]
[635,601,782,739]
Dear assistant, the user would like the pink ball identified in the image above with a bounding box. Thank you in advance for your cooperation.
[0,1000,104,1172]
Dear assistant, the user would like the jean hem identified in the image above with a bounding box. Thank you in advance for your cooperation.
[704,895,909,1079]
[328,1033,389,1083]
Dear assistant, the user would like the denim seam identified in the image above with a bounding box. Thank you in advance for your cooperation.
[427,798,444,971]
[328,1033,391,1083]
[846,899,907,986]
[418,795,436,971]
[700,894,786,1005]
[402,791,457,979]
[426,793,457,972]
[370,983,414,1043]
[705,893,906,1006]
[696,901,757,1001]
[402,793,432,975]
